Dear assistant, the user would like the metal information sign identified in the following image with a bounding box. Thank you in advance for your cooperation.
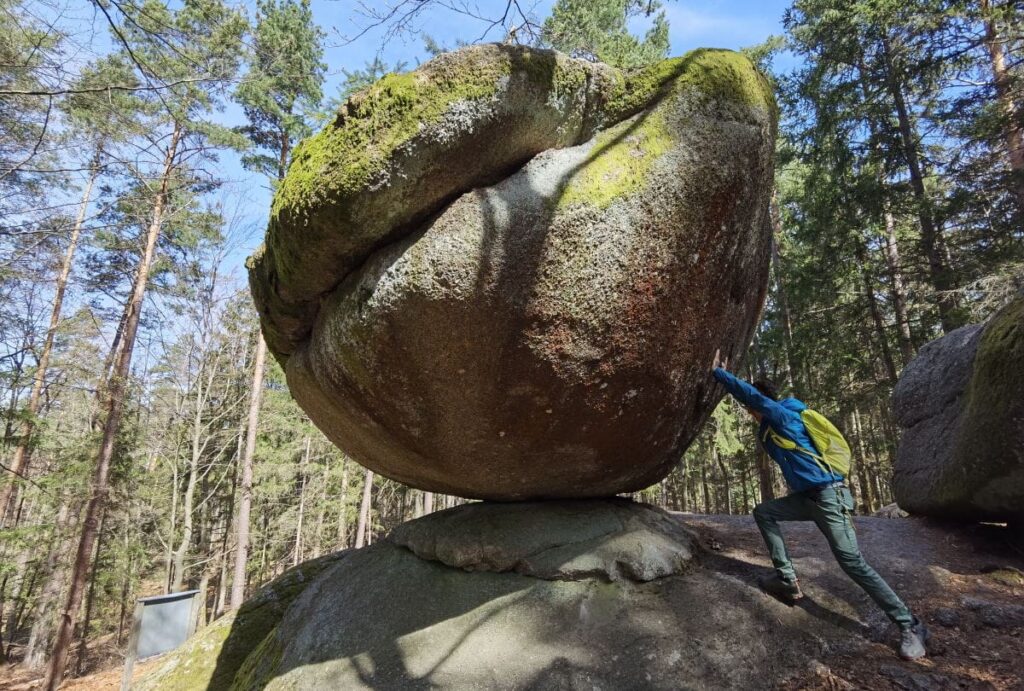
[121,590,201,689]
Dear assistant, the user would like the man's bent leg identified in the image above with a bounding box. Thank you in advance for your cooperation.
[752,494,814,583]
[810,487,914,627]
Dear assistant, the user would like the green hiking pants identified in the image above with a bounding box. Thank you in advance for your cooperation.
[752,485,914,628]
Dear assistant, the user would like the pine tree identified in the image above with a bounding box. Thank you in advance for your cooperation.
[231,0,324,610]
[541,0,669,68]
[44,0,246,684]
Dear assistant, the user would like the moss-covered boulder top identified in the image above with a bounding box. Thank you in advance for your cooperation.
[893,294,1024,522]
[248,43,777,499]
[248,44,774,360]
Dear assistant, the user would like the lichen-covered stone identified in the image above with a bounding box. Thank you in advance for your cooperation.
[893,295,1024,522]
[250,44,776,500]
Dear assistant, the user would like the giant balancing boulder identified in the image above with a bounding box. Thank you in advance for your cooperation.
[892,294,1024,523]
[247,44,777,499]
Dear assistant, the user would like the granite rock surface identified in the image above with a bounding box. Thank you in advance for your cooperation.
[248,44,777,499]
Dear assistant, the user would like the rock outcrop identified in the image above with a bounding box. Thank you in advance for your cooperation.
[138,501,876,690]
[247,45,777,499]
[892,295,1024,522]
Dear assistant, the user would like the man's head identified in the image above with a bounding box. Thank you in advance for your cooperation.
[753,379,779,401]
[743,379,779,422]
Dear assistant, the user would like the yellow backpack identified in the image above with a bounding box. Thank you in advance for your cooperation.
[763,409,852,478]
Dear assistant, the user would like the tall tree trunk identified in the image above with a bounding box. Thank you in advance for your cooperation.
[293,437,310,566]
[700,459,711,514]
[335,459,349,550]
[712,446,732,515]
[880,36,960,332]
[228,117,286,604]
[230,333,266,611]
[312,457,328,559]
[677,454,689,512]
[0,158,98,526]
[882,211,915,365]
[171,382,205,593]
[22,503,73,670]
[855,242,898,384]
[740,461,750,514]
[850,411,875,513]
[354,469,373,549]
[422,491,434,515]
[856,57,916,366]
[981,0,1024,212]
[44,122,181,691]
[770,193,797,390]
[116,532,134,646]
[755,450,775,503]
[74,507,107,676]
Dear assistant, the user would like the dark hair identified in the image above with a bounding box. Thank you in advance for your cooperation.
[753,379,779,401]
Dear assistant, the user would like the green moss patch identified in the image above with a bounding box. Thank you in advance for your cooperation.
[604,48,775,124]
[271,52,511,221]
[951,296,1024,508]
[559,49,772,210]
[962,296,1024,433]
[559,109,672,210]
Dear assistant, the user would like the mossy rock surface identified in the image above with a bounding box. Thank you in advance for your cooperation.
[893,295,1024,522]
[250,44,776,500]
[135,552,348,690]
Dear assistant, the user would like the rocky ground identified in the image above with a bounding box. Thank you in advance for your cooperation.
[686,513,1024,690]
[2,512,1020,690]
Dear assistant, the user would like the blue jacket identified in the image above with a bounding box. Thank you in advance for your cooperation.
[712,368,843,493]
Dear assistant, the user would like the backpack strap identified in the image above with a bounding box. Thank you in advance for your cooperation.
[762,425,832,475]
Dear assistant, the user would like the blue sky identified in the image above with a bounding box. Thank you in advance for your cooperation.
[215,0,797,273]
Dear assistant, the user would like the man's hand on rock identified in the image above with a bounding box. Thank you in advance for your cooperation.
[712,348,729,372]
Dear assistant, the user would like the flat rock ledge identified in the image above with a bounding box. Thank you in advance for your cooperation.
[389,498,699,582]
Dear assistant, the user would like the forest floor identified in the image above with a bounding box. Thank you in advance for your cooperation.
[0,653,159,690]
[1,514,1021,690]
[685,513,1024,690]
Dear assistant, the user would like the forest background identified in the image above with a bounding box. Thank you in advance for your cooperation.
[1,0,1021,684]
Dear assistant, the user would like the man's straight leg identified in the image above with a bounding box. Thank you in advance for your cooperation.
[752,493,814,583]
[809,487,914,627]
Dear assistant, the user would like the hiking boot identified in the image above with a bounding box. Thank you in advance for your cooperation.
[758,575,803,604]
[898,617,929,660]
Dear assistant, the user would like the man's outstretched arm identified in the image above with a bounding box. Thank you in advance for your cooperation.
[710,351,788,427]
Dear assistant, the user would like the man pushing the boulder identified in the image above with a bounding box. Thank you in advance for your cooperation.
[710,351,929,660]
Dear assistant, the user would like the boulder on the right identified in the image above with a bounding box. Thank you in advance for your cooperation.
[892,294,1024,523]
